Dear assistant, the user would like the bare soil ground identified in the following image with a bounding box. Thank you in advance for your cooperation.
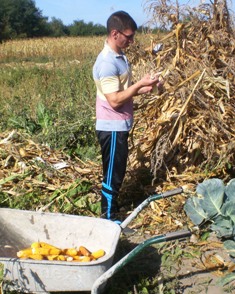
[121,230,235,294]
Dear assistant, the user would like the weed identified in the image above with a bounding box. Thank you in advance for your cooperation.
[224,284,235,293]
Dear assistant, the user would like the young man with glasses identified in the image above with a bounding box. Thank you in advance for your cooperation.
[93,11,162,223]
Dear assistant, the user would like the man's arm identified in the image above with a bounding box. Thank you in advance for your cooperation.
[104,74,161,110]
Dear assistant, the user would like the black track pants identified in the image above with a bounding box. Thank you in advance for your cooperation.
[96,131,129,220]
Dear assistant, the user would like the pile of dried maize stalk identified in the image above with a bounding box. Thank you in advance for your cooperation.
[126,8,235,190]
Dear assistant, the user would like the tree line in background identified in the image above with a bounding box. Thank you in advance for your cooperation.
[0,0,108,42]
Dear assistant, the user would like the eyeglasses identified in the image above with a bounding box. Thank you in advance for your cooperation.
[118,30,135,40]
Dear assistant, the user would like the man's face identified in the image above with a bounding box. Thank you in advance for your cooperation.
[115,29,135,49]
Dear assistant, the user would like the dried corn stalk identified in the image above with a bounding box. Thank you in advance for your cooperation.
[126,7,235,188]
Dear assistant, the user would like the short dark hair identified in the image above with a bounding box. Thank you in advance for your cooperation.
[107,11,137,34]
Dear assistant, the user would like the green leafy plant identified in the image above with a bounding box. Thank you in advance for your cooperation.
[184,178,235,239]
[184,178,235,287]
[35,102,53,135]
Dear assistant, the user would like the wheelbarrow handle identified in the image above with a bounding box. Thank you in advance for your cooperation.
[161,187,183,198]
[165,230,192,242]
[91,229,191,294]
[120,187,183,229]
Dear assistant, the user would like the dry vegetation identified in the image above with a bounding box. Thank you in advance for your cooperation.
[0,36,104,61]
[125,0,235,194]
[0,1,235,292]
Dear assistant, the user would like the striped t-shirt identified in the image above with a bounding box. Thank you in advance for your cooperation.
[93,41,133,131]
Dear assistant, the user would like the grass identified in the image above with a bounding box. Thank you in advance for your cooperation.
[0,38,101,159]
[0,59,98,150]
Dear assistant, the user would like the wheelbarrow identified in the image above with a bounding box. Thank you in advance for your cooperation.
[0,187,191,293]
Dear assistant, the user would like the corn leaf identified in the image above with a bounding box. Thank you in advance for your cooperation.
[0,172,30,185]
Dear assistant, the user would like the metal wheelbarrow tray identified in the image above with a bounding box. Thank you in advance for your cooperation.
[0,188,191,293]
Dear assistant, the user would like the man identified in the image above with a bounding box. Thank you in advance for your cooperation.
[93,11,162,223]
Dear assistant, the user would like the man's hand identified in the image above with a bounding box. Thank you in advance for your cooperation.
[104,73,164,109]
[139,73,160,87]
[137,86,153,94]
[137,72,164,95]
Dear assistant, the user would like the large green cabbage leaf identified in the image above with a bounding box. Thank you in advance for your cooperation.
[225,178,235,201]
[223,240,235,257]
[185,177,235,277]
[196,178,224,218]
[221,200,235,223]
[184,196,208,225]
[210,215,234,238]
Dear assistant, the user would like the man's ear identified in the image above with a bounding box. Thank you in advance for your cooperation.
[111,29,118,39]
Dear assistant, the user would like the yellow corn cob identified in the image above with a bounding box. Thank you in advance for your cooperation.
[38,242,60,250]
[79,246,91,256]
[32,247,61,256]
[31,242,41,249]
[77,250,82,256]
[17,243,105,263]
[28,254,44,260]
[66,256,74,262]
[56,255,66,261]
[17,248,33,258]
[62,248,78,256]
[47,248,61,255]
[72,255,83,261]
[46,255,59,261]
[46,254,67,261]
[66,255,92,262]
[80,256,91,262]
[72,257,83,262]
[91,249,105,260]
